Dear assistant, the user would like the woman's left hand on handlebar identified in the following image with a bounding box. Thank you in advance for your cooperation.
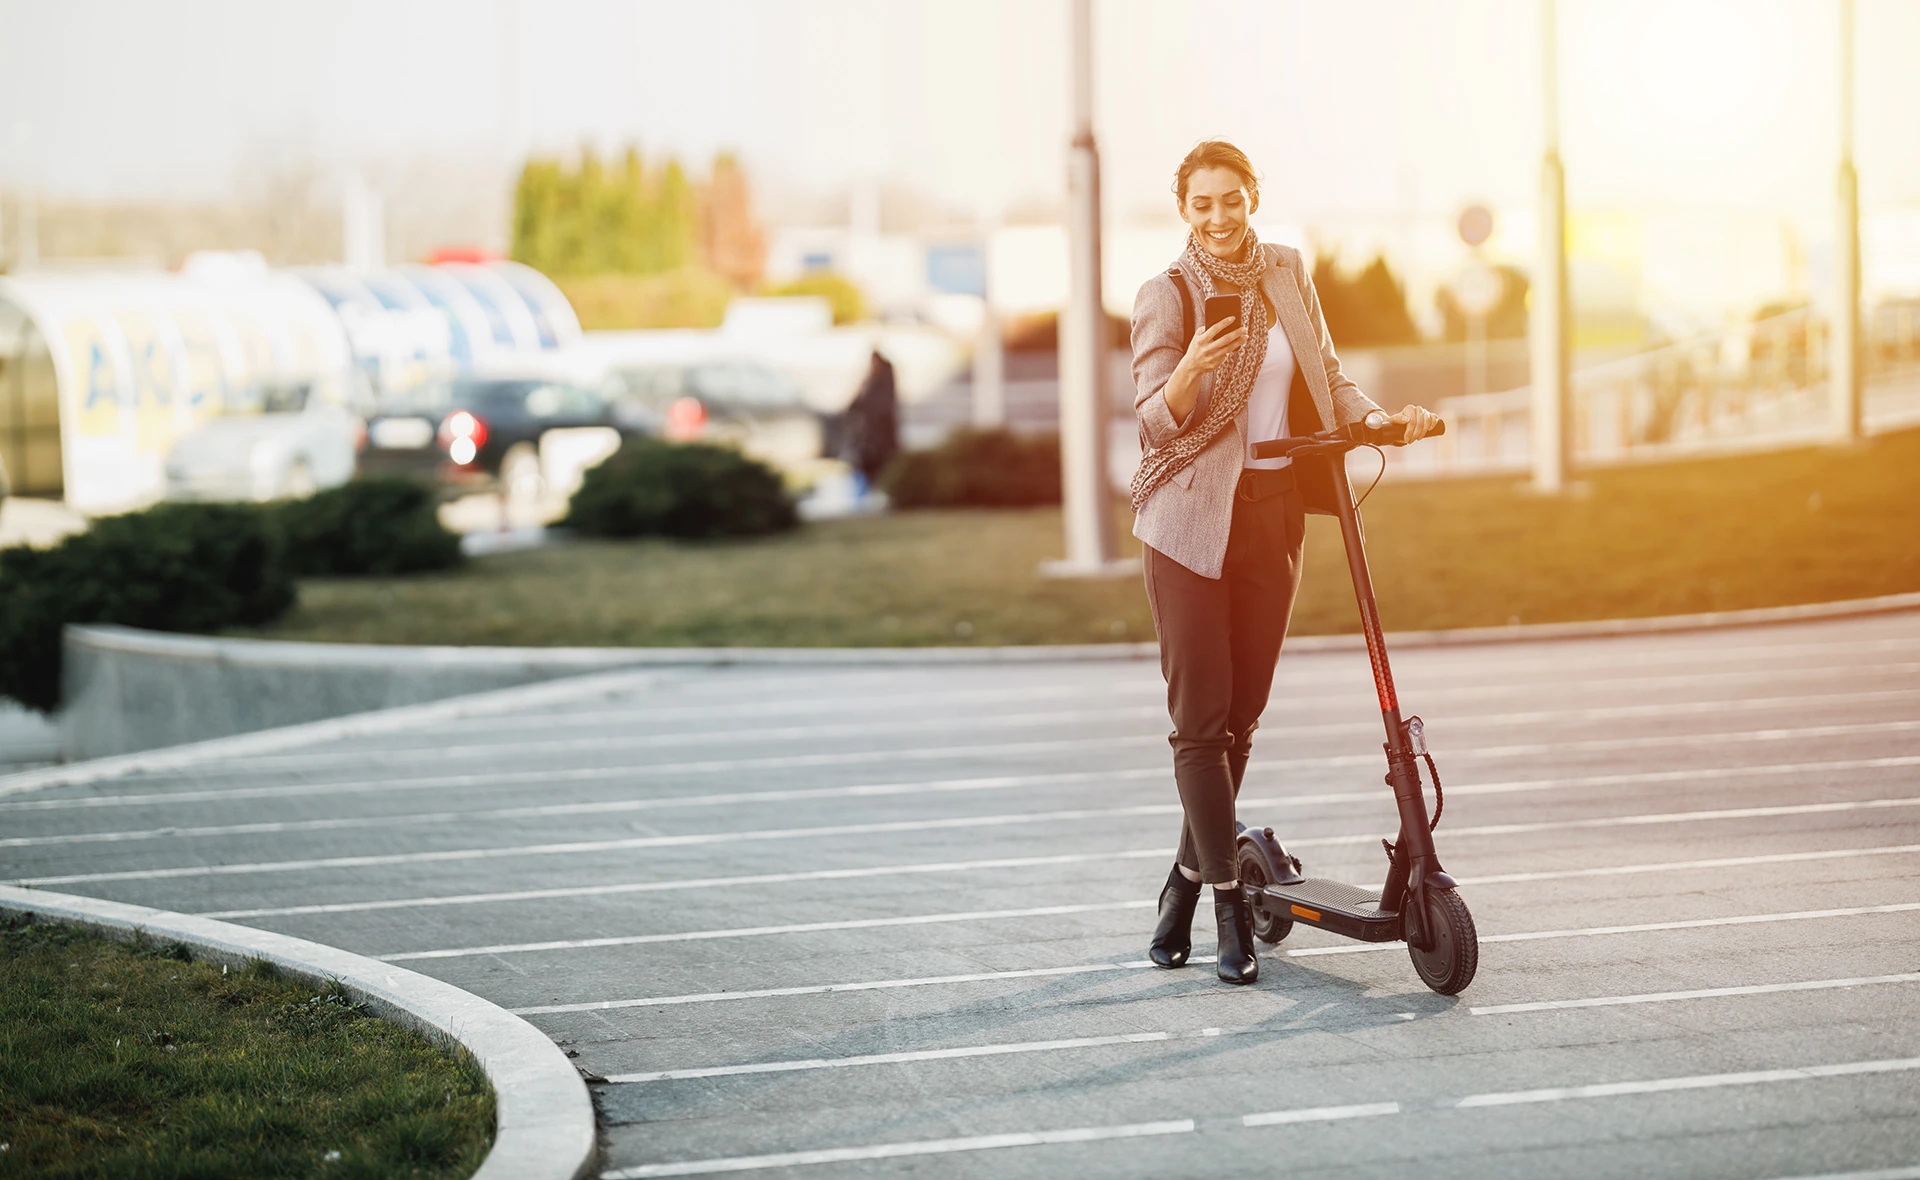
[1386,405,1442,445]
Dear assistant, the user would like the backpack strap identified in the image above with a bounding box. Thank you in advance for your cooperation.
[1167,265,1195,350]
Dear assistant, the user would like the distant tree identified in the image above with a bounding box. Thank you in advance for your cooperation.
[510,147,727,279]
[1311,252,1422,348]
[1435,264,1531,341]
[700,153,767,289]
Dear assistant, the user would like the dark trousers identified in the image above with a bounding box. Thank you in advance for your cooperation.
[1142,474,1306,884]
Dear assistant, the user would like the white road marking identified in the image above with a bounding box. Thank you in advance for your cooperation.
[511,960,1161,1015]
[1241,1102,1401,1127]
[200,849,1178,919]
[1470,972,1920,1015]
[594,1053,1920,1176]
[53,682,1920,798]
[378,900,1156,962]
[204,659,1920,765]
[1452,843,1920,888]
[1450,1055,1920,1107]
[20,791,1920,888]
[11,751,1919,853]
[598,1118,1195,1179]
[604,1029,1186,1083]
[1769,1168,1920,1180]
[1290,902,1920,957]
[388,897,1920,965]
[196,841,1920,921]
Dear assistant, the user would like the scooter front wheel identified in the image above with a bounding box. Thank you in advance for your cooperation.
[1408,888,1478,995]
[1237,843,1294,945]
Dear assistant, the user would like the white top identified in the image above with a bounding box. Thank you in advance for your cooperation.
[1243,324,1297,470]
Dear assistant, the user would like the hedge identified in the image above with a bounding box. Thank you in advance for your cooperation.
[0,503,295,712]
[879,428,1061,509]
[563,439,798,539]
[275,477,463,576]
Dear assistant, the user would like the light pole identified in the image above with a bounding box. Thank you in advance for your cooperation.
[1529,0,1572,492]
[1832,0,1862,443]
[1044,0,1127,577]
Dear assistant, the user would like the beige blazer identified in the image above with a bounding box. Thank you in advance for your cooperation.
[1130,241,1382,579]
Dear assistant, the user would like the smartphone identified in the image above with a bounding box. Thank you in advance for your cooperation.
[1203,295,1240,332]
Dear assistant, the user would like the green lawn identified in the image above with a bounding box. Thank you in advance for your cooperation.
[249,427,1920,648]
[0,919,494,1180]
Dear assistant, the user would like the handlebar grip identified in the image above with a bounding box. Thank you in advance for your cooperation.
[1431,417,1447,438]
[1249,438,1310,460]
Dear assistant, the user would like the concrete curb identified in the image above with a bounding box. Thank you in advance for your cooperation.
[0,884,596,1180]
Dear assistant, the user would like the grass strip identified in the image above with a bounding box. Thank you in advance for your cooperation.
[247,427,1920,648]
[0,917,494,1179]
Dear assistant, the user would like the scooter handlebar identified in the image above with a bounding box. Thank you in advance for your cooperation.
[1247,415,1446,461]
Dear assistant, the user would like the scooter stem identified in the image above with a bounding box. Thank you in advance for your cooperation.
[1323,454,1445,929]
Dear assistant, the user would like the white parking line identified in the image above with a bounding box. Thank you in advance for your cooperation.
[56,683,1920,793]
[1450,1055,1920,1107]
[595,1054,1920,1176]
[512,960,1160,1016]
[386,898,1920,965]
[13,749,1920,852]
[1770,1168,1920,1180]
[1291,902,1920,957]
[599,1118,1195,1179]
[20,790,1920,888]
[1470,972,1920,1015]
[213,660,1920,765]
[605,1028,1191,1083]
[1242,1102,1401,1127]
[196,841,1920,921]
[379,900,1156,962]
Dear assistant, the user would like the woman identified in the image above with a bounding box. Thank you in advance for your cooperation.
[1130,140,1440,984]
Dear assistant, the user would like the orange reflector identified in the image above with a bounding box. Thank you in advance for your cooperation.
[1290,905,1321,921]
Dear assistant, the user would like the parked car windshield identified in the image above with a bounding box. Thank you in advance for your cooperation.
[220,382,310,415]
[455,379,605,419]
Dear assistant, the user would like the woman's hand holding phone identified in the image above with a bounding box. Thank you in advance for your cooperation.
[1179,314,1247,378]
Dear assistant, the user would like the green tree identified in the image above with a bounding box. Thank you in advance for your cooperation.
[1311,252,1422,348]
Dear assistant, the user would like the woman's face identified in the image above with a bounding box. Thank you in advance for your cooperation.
[1181,166,1255,260]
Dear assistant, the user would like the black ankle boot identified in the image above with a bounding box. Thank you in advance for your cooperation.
[1214,886,1258,985]
[1148,865,1202,968]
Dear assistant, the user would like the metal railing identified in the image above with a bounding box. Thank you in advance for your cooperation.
[1381,302,1920,480]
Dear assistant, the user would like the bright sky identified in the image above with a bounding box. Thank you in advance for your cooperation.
[4,0,1915,227]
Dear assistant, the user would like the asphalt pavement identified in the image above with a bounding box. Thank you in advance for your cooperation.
[4,611,1918,1179]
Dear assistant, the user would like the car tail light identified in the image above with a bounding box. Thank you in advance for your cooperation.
[440,410,489,465]
[350,415,368,452]
[665,396,707,440]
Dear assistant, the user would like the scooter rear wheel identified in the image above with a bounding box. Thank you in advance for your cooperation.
[1408,888,1478,995]
[1236,844,1294,945]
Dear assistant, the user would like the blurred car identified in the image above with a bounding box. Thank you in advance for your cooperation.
[357,376,631,503]
[601,360,825,469]
[165,373,366,502]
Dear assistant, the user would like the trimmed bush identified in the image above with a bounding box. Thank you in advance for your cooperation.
[879,428,1061,509]
[275,477,463,576]
[562,439,798,539]
[0,503,295,712]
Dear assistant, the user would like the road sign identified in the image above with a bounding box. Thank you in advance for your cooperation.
[1457,205,1494,248]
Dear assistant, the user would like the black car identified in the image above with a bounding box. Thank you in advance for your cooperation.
[359,377,638,499]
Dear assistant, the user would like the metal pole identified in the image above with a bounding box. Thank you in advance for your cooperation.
[973,214,1005,428]
[1529,0,1571,492]
[1832,0,1862,442]
[1047,0,1121,575]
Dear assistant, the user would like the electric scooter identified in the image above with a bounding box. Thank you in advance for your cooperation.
[1237,411,1478,996]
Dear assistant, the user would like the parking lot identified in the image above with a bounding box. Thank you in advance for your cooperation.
[4,611,1919,1179]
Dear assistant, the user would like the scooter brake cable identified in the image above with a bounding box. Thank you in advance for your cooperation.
[1421,752,1443,831]
[1352,444,1388,508]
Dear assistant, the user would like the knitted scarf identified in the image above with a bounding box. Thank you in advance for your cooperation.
[1128,227,1270,511]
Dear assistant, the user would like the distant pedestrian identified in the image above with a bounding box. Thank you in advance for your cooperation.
[840,348,899,488]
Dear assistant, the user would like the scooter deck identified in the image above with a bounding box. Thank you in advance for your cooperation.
[1256,878,1403,943]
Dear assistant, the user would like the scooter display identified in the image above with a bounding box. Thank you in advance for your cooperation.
[1238,410,1478,995]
